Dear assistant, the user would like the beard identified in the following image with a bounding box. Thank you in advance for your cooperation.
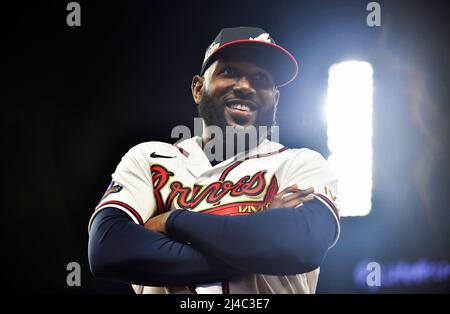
[196,91,278,158]
[197,91,277,134]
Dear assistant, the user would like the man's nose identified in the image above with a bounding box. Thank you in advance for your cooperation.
[233,77,256,98]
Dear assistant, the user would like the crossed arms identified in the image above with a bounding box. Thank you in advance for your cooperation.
[88,185,338,287]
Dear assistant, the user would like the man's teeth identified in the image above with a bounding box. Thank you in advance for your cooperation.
[229,103,251,111]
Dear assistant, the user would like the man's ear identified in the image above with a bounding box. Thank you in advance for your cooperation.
[191,75,204,105]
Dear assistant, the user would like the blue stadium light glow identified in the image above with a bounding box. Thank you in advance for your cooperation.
[326,61,374,216]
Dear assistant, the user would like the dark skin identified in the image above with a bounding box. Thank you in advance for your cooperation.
[193,58,280,132]
[145,54,314,233]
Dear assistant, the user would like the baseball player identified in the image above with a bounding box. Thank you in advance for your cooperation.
[88,27,340,294]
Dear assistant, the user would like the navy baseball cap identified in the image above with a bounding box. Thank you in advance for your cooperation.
[201,27,299,87]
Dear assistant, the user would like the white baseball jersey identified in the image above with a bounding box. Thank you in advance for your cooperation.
[88,136,340,294]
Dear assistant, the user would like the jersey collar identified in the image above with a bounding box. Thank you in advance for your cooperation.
[174,136,288,179]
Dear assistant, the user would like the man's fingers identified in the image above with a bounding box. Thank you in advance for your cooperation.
[282,187,314,202]
[275,184,299,199]
[302,194,315,202]
[270,186,315,209]
[283,194,315,208]
[283,198,303,209]
[292,187,314,196]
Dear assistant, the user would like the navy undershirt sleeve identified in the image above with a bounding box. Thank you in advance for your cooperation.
[166,199,338,275]
[88,207,246,287]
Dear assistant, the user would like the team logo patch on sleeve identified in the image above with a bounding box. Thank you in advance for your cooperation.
[101,181,123,200]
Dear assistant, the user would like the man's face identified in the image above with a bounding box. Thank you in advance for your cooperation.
[192,55,280,131]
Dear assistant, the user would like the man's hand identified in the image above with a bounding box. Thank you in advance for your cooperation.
[145,211,172,234]
[145,184,314,234]
[268,184,314,209]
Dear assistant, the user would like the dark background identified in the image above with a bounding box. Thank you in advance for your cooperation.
[4,0,449,293]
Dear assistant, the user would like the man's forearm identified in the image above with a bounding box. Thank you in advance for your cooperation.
[166,199,338,275]
[88,207,245,286]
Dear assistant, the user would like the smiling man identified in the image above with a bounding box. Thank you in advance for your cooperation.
[193,28,294,158]
[195,52,279,131]
[88,27,341,294]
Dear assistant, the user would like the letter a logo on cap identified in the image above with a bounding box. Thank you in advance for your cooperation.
[249,33,272,43]
[203,42,220,63]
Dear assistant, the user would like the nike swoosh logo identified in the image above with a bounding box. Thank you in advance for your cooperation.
[150,152,176,159]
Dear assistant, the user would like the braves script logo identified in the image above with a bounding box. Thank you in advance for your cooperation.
[151,164,278,215]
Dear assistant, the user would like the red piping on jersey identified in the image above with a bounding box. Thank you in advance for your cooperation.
[173,143,288,160]
[95,200,144,225]
[314,193,340,219]
[218,147,288,181]
[173,144,189,157]
[244,146,289,160]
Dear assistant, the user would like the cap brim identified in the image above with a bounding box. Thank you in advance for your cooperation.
[201,40,299,87]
